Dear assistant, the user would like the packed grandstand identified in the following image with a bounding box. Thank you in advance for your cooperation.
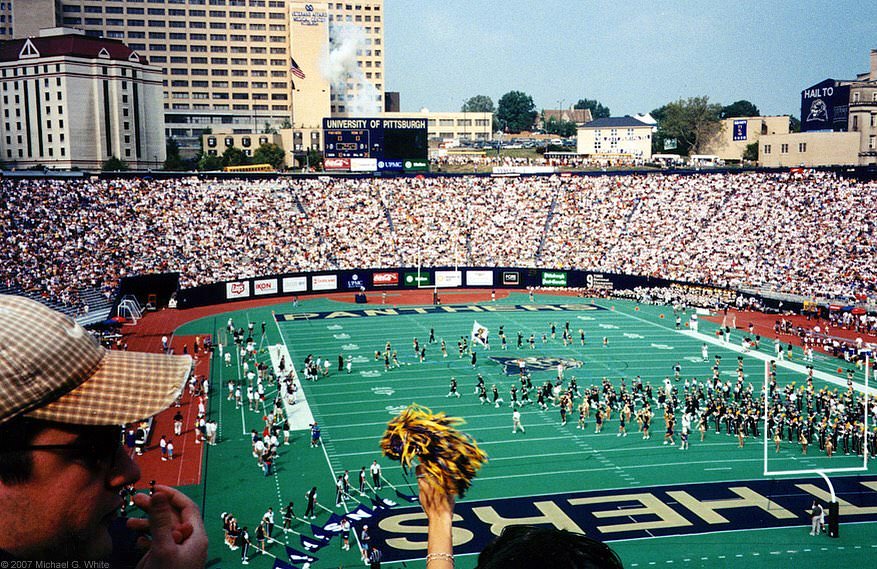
[1,170,874,313]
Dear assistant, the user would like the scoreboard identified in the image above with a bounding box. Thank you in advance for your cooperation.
[323,117,428,164]
[324,129,371,158]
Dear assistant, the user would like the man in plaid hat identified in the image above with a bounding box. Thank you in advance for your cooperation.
[0,295,208,566]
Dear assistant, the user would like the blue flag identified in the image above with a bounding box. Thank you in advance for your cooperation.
[300,534,329,551]
[272,558,299,569]
[286,546,317,564]
[371,496,397,510]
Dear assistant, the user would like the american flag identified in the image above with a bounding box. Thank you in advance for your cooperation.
[290,57,306,80]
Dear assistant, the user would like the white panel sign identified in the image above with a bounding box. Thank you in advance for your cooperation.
[226,281,251,299]
[435,271,462,288]
[282,276,307,293]
[465,270,494,286]
[253,278,278,296]
[312,274,338,291]
[350,158,378,172]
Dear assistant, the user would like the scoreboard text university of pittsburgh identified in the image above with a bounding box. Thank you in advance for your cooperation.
[322,117,429,172]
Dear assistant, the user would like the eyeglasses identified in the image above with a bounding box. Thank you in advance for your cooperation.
[5,427,124,471]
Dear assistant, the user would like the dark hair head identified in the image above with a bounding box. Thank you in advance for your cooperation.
[475,526,623,569]
[0,417,47,485]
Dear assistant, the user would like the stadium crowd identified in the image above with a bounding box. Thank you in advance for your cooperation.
[1,171,874,310]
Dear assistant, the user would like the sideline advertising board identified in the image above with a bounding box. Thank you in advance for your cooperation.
[435,270,463,288]
[542,271,568,287]
[372,272,399,287]
[282,276,307,293]
[465,270,494,286]
[253,278,279,296]
[311,274,338,291]
[226,281,251,299]
[403,272,432,287]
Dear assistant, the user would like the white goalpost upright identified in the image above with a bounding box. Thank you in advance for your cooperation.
[762,356,871,505]
[416,244,461,290]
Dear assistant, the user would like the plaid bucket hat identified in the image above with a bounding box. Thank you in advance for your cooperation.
[0,294,192,426]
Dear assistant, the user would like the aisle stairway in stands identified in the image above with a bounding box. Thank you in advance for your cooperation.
[0,283,111,325]
[534,185,562,264]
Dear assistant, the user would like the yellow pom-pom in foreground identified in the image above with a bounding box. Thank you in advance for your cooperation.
[380,403,487,497]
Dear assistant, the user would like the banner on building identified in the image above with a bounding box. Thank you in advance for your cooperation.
[801,78,850,132]
[732,120,748,141]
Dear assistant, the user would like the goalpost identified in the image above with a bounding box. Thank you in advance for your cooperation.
[762,355,871,536]
[117,295,143,325]
[415,243,461,290]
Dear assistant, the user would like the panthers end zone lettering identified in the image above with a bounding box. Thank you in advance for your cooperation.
[372,476,877,562]
[274,304,603,321]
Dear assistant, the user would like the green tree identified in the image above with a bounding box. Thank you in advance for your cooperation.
[544,116,577,137]
[221,146,250,167]
[163,139,187,171]
[279,118,293,129]
[720,100,760,119]
[652,96,722,155]
[789,115,801,133]
[496,90,537,133]
[262,121,278,134]
[461,95,495,113]
[573,98,611,119]
[197,152,223,171]
[102,156,129,171]
[743,141,759,162]
[252,142,286,169]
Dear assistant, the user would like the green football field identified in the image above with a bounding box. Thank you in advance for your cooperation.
[174,292,877,569]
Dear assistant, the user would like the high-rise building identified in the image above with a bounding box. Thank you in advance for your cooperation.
[12,0,385,155]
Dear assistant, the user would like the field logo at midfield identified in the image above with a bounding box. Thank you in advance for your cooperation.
[489,356,583,376]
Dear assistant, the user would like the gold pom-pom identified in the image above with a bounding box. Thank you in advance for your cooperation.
[380,403,487,497]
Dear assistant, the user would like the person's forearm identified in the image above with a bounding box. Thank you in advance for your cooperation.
[426,514,454,567]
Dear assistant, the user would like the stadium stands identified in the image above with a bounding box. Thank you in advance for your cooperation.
[1,171,874,311]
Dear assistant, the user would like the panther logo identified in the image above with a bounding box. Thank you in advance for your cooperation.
[806,98,828,123]
[489,356,583,376]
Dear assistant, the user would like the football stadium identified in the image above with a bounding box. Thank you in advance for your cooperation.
[1,170,875,568]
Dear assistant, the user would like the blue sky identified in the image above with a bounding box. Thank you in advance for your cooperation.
[384,1,876,117]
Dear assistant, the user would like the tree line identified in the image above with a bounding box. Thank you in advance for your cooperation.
[461,92,797,156]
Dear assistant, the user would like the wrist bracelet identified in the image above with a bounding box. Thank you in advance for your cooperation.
[426,552,454,566]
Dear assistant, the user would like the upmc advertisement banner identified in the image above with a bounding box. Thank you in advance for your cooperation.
[801,78,850,132]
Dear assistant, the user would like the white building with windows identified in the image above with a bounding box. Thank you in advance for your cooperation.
[0,27,165,169]
[576,116,652,160]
